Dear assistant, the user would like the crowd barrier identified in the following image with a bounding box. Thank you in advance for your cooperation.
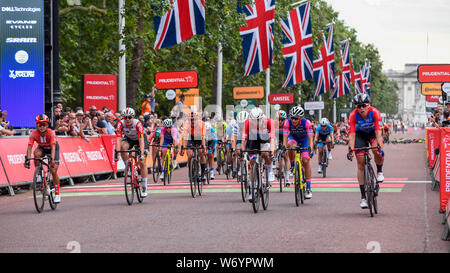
[426,127,450,241]
[0,135,188,196]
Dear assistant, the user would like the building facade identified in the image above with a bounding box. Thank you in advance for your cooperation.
[385,64,427,125]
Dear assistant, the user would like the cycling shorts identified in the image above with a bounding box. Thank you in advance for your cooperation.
[122,136,149,151]
[355,131,377,156]
[36,142,60,163]
[317,134,332,147]
[287,137,310,159]
[207,140,217,154]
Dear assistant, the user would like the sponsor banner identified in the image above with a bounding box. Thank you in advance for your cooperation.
[439,128,450,212]
[418,64,450,83]
[0,0,45,128]
[233,86,265,99]
[0,137,70,185]
[0,156,9,187]
[155,70,198,89]
[304,101,325,110]
[100,135,117,174]
[268,93,294,104]
[83,74,117,113]
[176,88,200,108]
[426,95,441,102]
[427,128,441,168]
[421,83,443,96]
[58,137,112,177]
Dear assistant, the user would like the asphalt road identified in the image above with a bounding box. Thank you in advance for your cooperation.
[1,129,449,253]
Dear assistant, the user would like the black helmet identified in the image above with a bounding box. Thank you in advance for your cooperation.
[353,93,370,105]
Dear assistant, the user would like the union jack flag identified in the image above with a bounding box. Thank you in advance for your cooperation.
[280,1,313,88]
[238,0,275,77]
[313,25,335,97]
[339,40,351,95]
[361,63,371,94]
[153,0,205,50]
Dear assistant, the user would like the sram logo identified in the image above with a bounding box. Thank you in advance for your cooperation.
[6,38,37,43]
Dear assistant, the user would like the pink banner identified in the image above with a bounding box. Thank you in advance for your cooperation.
[439,128,450,212]
[428,128,441,169]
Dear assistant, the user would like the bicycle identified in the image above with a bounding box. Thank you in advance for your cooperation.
[285,147,310,206]
[27,155,57,213]
[241,150,272,213]
[183,144,206,198]
[317,139,331,178]
[273,148,287,192]
[225,145,233,180]
[160,145,174,186]
[116,149,145,205]
[151,144,162,183]
[351,146,380,217]
[237,150,250,202]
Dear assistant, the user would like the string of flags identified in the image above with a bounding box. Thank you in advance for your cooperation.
[151,0,370,99]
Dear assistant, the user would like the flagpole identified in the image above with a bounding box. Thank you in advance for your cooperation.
[333,99,336,123]
[266,68,270,115]
[118,0,126,111]
[217,42,223,114]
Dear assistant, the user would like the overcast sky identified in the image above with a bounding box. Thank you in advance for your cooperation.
[323,0,450,72]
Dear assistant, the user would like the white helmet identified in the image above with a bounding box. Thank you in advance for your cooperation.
[250,107,264,120]
[289,106,304,118]
[320,118,329,126]
[237,111,249,124]
[163,119,173,127]
[122,107,135,117]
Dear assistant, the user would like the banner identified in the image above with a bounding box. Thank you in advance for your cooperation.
[418,64,450,83]
[0,137,70,185]
[233,86,265,99]
[422,83,443,96]
[427,128,441,168]
[268,93,294,104]
[0,156,9,187]
[439,128,450,212]
[0,0,45,128]
[58,137,112,177]
[100,135,117,174]
[155,70,198,89]
[83,74,117,113]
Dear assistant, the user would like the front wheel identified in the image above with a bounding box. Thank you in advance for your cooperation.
[48,177,57,210]
[124,161,135,205]
[261,165,269,211]
[240,162,248,203]
[32,167,45,213]
[251,165,261,213]
[189,159,198,198]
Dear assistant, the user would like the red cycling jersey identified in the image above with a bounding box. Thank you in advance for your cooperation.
[242,118,275,141]
[348,106,382,134]
[116,119,145,141]
[28,129,57,149]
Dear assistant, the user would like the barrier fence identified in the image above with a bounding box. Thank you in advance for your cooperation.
[426,127,450,241]
[0,135,188,195]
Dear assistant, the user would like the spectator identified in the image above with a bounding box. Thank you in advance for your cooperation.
[52,107,62,128]
[64,106,72,115]
[91,116,101,134]
[0,110,11,130]
[56,103,63,110]
[95,111,108,135]
[102,106,110,113]
[141,85,157,115]
[67,112,78,136]
[54,113,70,135]
[173,94,185,119]
[0,111,15,136]
[88,105,97,119]
[81,114,96,136]
[104,112,116,135]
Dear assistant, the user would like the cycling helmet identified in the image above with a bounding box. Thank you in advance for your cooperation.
[35,114,50,124]
[277,110,287,119]
[163,119,173,127]
[122,107,135,117]
[289,106,304,118]
[237,111,249,124]
[320,118,329,126]
[250,107,264,120]
[353,93,370,105]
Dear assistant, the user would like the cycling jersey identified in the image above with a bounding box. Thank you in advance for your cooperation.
[214,121,227,138]
[242,118,274,142]
[348,106,382,134]
[183,119,206,141]
[116,119,145,141]
[283,118,313,141]
[160,126,179,146]
[316,124,334,137]
[28,129,57,149]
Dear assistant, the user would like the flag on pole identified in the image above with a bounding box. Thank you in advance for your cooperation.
[238,0,276,76]
[153,0,206,50]
[361,63,371,94]
[313,25,335,97]
[339,40,351,95]
[280,1,313,87]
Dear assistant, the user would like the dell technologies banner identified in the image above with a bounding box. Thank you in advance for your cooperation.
[0,0,44,128]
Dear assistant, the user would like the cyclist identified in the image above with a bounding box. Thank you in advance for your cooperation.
[180,111,208,180]
[276,110,290,185]
[205,121,218,180]
[241,107,275,201]
[283,106,314,199]
[347,93,385,209]
[159,118,180,181]
[315,118,335,174]
[233,110,249,178]
[382,122,390,143]
[115,108,149,197]
[225,114,239,178]
[25,114,61,203]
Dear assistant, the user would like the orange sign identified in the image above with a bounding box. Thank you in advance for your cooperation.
[422,83,443,96]
[233,86,265,99]
[176,88,200,107]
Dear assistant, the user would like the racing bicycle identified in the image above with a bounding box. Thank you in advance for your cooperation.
[27,155,57,213]
[285,147,310,206]
[183,144,206,198]
[116,149,145,205]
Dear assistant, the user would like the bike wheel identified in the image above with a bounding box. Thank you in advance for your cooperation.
[205,160,211,185]
[32,167,45,213]
[48,177,57,210]
[367,164,378,215]
[294,163,301,207]
[261,165,269,211]
[189,159,198,198]
[197,161,204,196]
[240,162,248,202]
[251,164,260,213]
[163,156,169,186]
[152,153,161,183]
[135,169,143,203]
[124,161,134,205]
[365,165,374,217]
[322,150,327,178]
[277,154,284,192]
[217,150,222,175]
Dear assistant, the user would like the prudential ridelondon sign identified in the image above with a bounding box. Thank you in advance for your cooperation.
[0,1,44,127]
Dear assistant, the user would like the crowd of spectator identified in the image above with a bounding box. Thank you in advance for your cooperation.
[428,103,450,128]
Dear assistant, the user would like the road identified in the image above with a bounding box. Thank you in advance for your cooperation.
[0,129,449,253]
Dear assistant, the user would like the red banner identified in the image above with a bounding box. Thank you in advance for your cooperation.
[426,95,441,103]
[83,74,117,113]
[439,128,450,212]
[100,135,117,174]
[0,137,71,185]
[58,137,112,177]
[0,157,9,187]
[427,128,441,168]
[268,93,294,104]
[418,64,450,83]
[155,70,198,89]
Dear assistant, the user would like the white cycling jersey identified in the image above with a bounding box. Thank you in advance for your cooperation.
[116,119,145,141]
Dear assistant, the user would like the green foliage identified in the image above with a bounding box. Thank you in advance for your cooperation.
[59,0,398,118]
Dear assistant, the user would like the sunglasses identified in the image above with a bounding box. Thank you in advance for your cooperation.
[37,123,48,127]
[356,104,368,109]
[125,116,134,120]
[291,117,300,121]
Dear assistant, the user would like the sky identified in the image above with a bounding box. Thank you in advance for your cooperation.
[323,0,450,72]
